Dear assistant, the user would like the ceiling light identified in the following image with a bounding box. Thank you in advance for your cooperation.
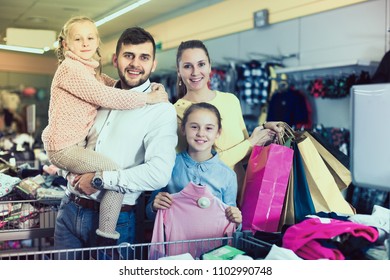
[27,16,48,24]
[95,0,151,26]
[0,44,44,54]
[0,0,151,55]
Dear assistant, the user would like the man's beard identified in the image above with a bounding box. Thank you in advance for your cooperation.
[119,68,151,89]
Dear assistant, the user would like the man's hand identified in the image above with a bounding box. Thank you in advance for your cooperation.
[73,172,98,195]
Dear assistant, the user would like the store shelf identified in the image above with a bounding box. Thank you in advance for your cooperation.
[275,60,379,74]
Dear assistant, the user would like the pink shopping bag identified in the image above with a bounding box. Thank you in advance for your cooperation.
[241,143,294,232]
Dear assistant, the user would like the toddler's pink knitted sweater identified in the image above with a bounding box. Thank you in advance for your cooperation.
[42,51,147,151]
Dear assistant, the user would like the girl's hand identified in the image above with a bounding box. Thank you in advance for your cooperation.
[42,164,59,175]
[153,192,173,211]
[225,206,242,224]
[146,88,169,104]
[151,82,165,91]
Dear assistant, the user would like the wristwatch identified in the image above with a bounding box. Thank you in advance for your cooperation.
[91,172,104,190]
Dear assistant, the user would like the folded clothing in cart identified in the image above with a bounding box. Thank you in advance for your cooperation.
[14,176,65,202]
[0,173,21,198]
[14,177,42,200]
[201,245,245,260]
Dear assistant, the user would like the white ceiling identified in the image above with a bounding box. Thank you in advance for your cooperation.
[0,0,224,51]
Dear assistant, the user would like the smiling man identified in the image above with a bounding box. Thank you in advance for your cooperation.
[54,27,178,260]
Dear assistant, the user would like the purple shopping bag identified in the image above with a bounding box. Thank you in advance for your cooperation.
[241,143,294,232]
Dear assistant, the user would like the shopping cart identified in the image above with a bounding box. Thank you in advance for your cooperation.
[0,231,271,260]
[0,198,60,253]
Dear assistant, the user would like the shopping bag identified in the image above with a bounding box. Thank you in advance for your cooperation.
[291,141,316,223]
[308,130,350,168]
[279,141,320,227]
[297,134,355,215]
[304,131,351,190]
[278,170,295,229]
[241,143,294,232]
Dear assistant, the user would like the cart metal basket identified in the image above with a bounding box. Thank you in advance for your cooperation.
[0,198,60,252]
[0,231,271,260]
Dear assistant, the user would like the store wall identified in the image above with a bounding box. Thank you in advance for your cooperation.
[144,0,387,130]
[0,71,51,140]
[1,0,389,139]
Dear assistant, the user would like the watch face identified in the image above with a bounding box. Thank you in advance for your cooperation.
[93,177,103,188]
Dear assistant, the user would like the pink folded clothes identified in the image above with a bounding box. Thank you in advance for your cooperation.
[282,217,379,260]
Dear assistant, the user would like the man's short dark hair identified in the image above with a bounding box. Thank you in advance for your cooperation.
[116,27,156,58]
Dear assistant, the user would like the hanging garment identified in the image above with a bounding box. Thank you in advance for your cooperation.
[266,87,311,128]
[236,60,270,105]
[150,182,236,259]
[209,68,227,91]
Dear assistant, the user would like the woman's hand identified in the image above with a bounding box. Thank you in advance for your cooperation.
[248,121,285,146]
[152,192,173,211]
[264,121,286,144]
[225,206,242,224]
[248,126,276,146]
[263,121,284,134]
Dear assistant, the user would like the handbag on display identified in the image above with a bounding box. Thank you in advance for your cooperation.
[241,138,294,233]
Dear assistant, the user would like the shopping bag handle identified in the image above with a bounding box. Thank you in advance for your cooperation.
[276,122,296,146]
